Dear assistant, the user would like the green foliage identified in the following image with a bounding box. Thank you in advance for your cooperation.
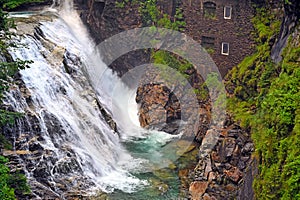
[205,48,214,54]
[0,156,30,199]
[138,0,186,31]
[0,156,16,200]
[0,0,34,199]
[204,10,216,20]
[226,6,300,199]
[0,134,12,150]
[7,172,30,197]
[0,0,44,10]
[115,1,125,8]
[139,0,159,25]
[152,50,192,75]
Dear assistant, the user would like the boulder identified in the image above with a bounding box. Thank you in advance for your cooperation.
[189,181,209,200]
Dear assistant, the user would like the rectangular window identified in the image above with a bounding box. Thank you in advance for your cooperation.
[201,36,215,49]
[224,6,232,19]
[221,42,229,55]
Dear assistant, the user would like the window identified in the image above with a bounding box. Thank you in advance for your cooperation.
[221,42,229,55]
[203,2,216,19]
[224,6,232,19]
[201,36,215,49]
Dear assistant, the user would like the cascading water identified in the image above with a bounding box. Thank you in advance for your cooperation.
[7,6,148,198]
[4,0,195,199]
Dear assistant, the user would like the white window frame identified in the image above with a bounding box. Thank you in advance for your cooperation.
[224,6,232,19]
[221,42,229,55]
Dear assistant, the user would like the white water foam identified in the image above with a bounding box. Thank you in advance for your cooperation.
[8,0,180,195]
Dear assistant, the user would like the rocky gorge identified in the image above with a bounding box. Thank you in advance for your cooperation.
[1,0,300,199]
[73,0,256,199]
[73,0,299,199]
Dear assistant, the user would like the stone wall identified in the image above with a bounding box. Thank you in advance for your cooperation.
[181,0,255,76]
[75,0,254,77]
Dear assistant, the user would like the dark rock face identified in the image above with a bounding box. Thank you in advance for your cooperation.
[271,0,300,62]
[237,159,257,200]
[75,0,142,44]
[76,0,255,77]
[75,0,150,77]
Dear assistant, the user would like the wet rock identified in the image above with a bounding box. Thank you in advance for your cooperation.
[224,167,243,183]
[203,193,216,200]
[240,156,250,162]
[95,98,118,133]
[204,159,212,179]
[227,128,240,138]
[153,169,174,181]
[236,132,249,147]
[63,51,81,75]
[28,141,44,152]
[217,138,236,162]
[237,159,257,200]
[89,191,109,200]
[237,160,246,170]
[242,142,254,154]
[208,172,217,182]
[53,157,82,174]
[179,169,189,178]
[199,130,219,155]
[157,183,169,194]
[175,140,197,155]
[225,183,237,192]
[194,158,207,181]
[136,83,181,131]
[189,181,209,200]
[189,114,255,199]
[159,120,180,134]
[211,151,221,163]
[3,150,34,156]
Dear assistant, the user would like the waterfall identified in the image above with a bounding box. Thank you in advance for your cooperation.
[5,1,147,198]
[57,0,145,138]
[4,0,181,198]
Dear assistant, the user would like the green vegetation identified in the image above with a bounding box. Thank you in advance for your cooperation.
[138,0,186,31]
[115,0,126,8]
[152,50,192,77]
[0,1,38,199]
[0,156,30,200]
[205,48,214,54]
[137,0,187,68]
[226,5,300,199]
[0,0,44,9]
[0,156,15,200]
[203,10,216,20]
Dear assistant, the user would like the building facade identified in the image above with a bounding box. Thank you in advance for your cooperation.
[181,0,255,76]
